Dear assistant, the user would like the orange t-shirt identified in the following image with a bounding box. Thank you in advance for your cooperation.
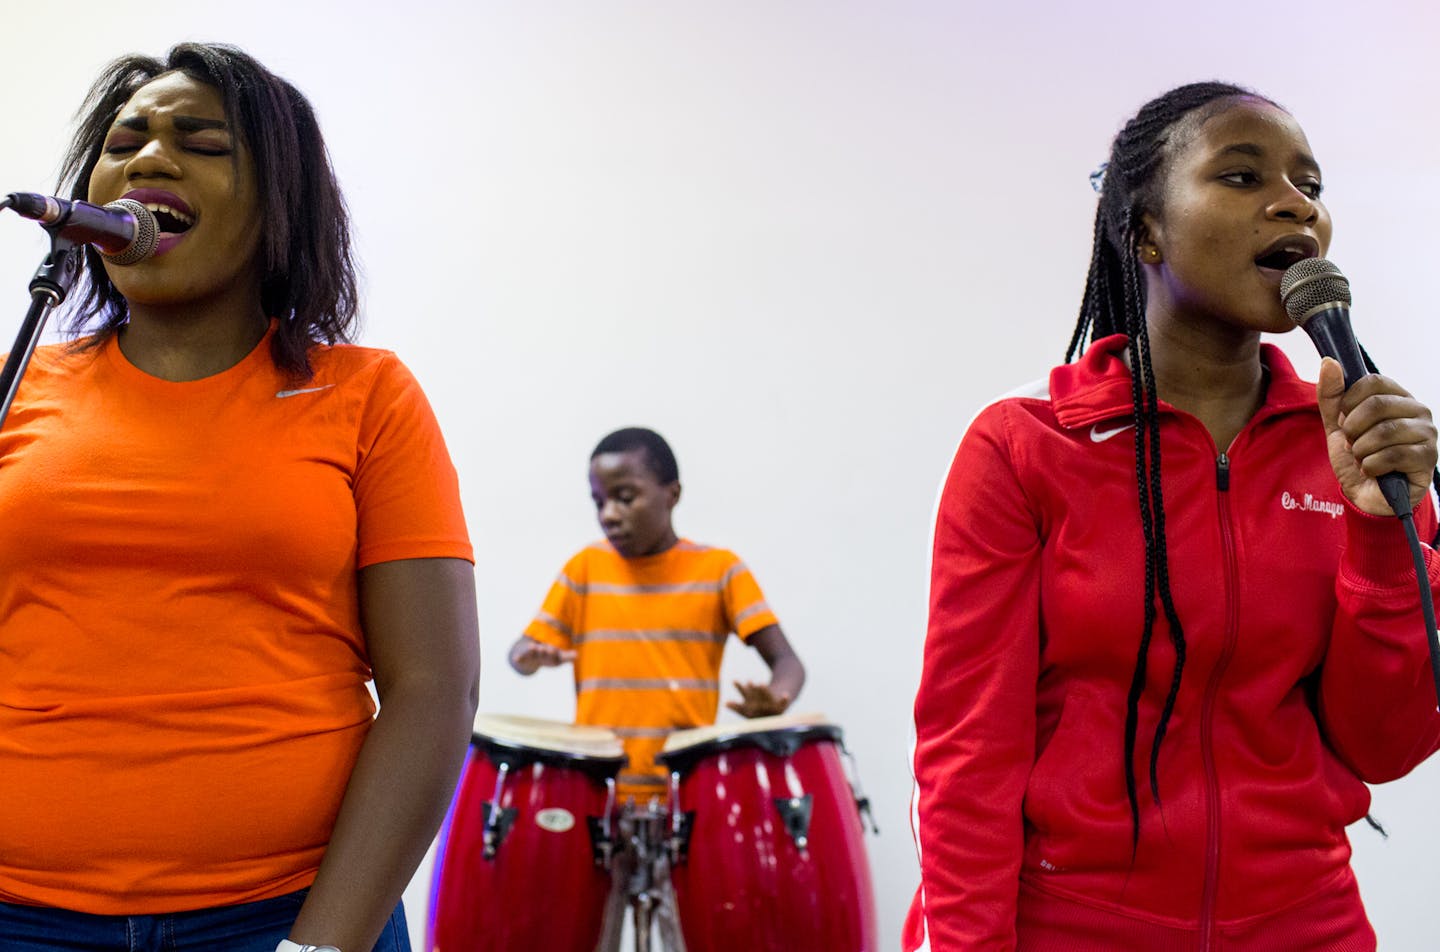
[524,540,779,798]
[0,326,471,914]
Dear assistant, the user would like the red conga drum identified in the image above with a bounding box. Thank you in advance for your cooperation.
[428,714,626,952]
[658,713,879,952]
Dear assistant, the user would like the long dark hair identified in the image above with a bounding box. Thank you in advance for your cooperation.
[1066,82,1260,852]
[57,42,358,379]
[1068,82,1440,853]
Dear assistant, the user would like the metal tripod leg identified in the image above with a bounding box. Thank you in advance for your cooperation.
[633,895,653,952]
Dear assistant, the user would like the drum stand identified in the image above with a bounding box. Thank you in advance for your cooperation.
[608,800,687,952]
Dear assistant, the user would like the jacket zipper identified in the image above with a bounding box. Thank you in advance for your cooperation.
[1199,451,1238,951]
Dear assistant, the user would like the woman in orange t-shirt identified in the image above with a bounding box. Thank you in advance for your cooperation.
[0,44,479,952]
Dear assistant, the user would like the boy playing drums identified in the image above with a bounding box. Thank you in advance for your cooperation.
[509,426,806,801]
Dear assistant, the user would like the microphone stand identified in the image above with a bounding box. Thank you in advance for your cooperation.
[0,228,81,431]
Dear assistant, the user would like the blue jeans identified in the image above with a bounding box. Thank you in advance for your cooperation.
[0,889,410,952]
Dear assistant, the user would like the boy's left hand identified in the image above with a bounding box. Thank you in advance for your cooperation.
[726,680,792,718]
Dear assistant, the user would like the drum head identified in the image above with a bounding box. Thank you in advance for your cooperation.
[472,713,626,778]
[657,712,843,774]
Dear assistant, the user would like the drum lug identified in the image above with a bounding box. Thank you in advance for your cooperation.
[773,794,814,851]
[840,742,881,834]
[853,794,878,834]
[587,815,615,867]
[667,810,695,866]
[587,775,619,867]
[478,760,518,860]
[756,732,805,759]
[480,802,518,860]
[666,769,694,866]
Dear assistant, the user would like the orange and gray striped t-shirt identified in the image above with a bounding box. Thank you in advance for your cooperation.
[525,539,779,798]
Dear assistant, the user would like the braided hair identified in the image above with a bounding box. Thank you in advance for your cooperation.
[1066,82,1258,853]
[1070,83,1440,854]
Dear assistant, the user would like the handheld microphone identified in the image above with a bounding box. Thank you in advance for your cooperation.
[1280,257,1412,517]
[4,192,159,266]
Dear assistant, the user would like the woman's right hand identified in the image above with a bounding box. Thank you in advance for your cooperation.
[1317,358,1438,516]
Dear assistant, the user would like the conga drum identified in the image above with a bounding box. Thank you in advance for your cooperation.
[657,713,879,952]
[428,714,626,952]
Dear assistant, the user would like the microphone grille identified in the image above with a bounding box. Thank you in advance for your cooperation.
[100,199,159,266]
[1280,257,1350,325]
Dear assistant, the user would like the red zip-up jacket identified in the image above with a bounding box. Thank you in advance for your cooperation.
[906,336,1440,951]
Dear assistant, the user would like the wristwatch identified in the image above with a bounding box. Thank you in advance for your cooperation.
[276,941,341,952]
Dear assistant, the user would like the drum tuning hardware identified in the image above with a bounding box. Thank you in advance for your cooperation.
[586,815,614,867]
[664,770,695,865]
[667,810,695,865]
[587,776,618,867]
[480,762,518,860]
[840,743,880,834]
[479,802,518,859]
[773,794,814,851]
[854,795,879,835]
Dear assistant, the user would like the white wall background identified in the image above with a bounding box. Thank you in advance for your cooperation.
[1,2,1437,948]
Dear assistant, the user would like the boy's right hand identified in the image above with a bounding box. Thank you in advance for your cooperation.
[509,636,577,674]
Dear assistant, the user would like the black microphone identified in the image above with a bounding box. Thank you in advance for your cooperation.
[1280,257,1412,517]
[4,192,159,266]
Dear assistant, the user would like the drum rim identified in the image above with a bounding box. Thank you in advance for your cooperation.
[470,731,629,779]
[655,721,844,774]
[659,711,832,753]
[471,713,626,758]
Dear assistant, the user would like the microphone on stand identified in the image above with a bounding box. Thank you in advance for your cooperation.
[0,193,160,435]
[4,192,159,265]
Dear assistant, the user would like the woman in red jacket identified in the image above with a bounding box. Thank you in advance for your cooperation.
[906,82,1440,951]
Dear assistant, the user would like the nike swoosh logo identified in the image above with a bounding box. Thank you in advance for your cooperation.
[275,385,335,398]
[1089,421,1135,443]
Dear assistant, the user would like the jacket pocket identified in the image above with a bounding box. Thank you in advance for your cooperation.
[1022,682,1134,875]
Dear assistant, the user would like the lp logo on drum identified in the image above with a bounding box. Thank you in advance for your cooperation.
[536,807,578,834]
